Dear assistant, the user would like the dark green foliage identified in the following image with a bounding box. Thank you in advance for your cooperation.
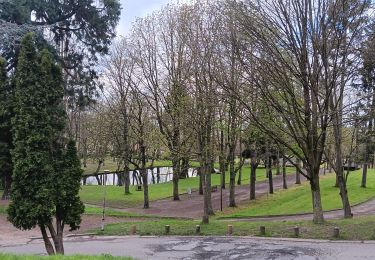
[8,33,57,229]
[56,140,85,231]
[0,56,13,198]
[7,33,84,233]
[0,0,121,102]
[0,57,11,174]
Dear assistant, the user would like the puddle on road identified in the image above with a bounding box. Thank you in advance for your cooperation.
[150,237,322,260]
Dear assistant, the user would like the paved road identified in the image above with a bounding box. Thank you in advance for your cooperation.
[2,236,375,259]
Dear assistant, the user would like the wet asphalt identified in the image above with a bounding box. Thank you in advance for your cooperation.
[2,235,375,259]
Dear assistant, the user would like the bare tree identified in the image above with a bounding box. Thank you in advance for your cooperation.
[101,38,134,194]
[187,2,220,222]
[128,89,152,208]
[131,5,193,201]
[231,0,369,223]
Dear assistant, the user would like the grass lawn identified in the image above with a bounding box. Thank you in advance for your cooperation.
[0,190,6,214]
[0,254,132,260]
[220,169,375,218]
[80,166,295,208]
[0,205,6,214]
[93,215,375,240]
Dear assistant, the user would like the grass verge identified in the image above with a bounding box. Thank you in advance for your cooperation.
[219,169,375,218]
[93,215,375,240]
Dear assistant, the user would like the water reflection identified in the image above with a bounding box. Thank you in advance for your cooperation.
[81,167,198,186]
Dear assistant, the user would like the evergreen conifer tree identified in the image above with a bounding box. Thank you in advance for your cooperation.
[7,33,84,255]
[0,57,13,200]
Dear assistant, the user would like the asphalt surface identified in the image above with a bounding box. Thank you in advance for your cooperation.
[2,235,375,259]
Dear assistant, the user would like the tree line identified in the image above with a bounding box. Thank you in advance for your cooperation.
[76,0,375,224]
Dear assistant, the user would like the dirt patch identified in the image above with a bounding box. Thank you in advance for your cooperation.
[0,199,9,207]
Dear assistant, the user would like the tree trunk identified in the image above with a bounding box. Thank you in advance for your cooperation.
[156,167,161,183]
[115,161,124,186]
[250,159,257,200]
[40,225,55,255]
[361,163,368,188]
[55,220,64,254]
[237,141,243,185]
[124,166,130,194]
[219,155,226,189]
[140,144,149,208]
[295,158,301,184]
[206,167,214,215]
[334,175,339,187]
[337,172,352,218]
[276,151,281,175]
[94,175,102,185]
[267,157,273,194]
[229,153,236,207]
[282,156,287,189]
[310,175,324,224]
[142,170,149,208]
[330,93,352,218]
[151,168,156,184]
[116,173,123,186]
[180,157,189,179]
[82,176,87,185]
[237,165,242,185]
[122,104,131,194]
[1,172,11,200]
[219,127,226,189]
[198,168,203,195]
[94,160,103,185]
[172,157,180,200]
[47,221,64,255]
[202,165,209,223]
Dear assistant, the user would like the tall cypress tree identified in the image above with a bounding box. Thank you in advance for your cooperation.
[7,33,84,255]
[0,56,13,200]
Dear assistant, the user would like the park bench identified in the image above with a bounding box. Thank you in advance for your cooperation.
[211,185,218,192]
[136,185,142,191]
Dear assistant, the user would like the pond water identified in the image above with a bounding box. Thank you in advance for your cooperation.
[81,167,199,186]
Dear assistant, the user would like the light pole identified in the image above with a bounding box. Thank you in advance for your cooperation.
[220,168,223,211]
[101,170,109,231]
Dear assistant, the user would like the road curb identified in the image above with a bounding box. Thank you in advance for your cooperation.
[63,235,375,244]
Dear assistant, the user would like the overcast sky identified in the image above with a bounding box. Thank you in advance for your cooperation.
[117,0,172,36]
